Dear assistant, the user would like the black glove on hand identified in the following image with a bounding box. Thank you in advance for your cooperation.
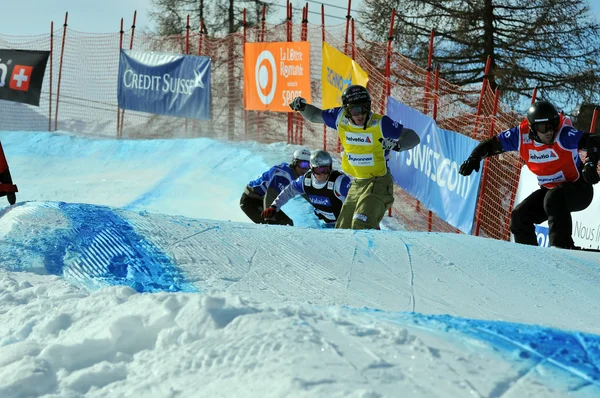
[582,161,600,184]
[289,97,307,111]
[459,156,481,176]
[261,206,278,219]
[379,137,401,152]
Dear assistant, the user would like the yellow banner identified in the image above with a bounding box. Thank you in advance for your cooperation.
[244,42,311,112]
[321,42,369,109]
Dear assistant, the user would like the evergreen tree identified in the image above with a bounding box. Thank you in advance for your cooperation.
[359,0,600,110]
[150,0,277,36]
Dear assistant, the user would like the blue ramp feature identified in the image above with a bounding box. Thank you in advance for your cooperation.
[0,202,197,293]
[362,309,600,390]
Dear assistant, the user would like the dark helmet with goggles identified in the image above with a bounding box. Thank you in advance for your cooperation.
[527,100,560,143]
[341,85,371,117]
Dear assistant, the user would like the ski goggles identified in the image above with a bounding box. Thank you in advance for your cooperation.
[347,104,370,116]
[531,122,556,135]
[312,166,330,175]
[296,161,310,169]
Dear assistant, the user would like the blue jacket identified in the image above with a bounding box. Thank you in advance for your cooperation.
[246,162,298,198]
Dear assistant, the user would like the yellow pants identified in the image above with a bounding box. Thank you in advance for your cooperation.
[335,172,394,230]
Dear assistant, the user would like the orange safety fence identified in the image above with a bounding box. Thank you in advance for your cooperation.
[0,16,527,240]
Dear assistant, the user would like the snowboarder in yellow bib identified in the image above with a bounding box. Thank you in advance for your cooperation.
[290,85,420,229]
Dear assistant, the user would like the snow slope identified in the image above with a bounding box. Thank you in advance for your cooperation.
[0,131,599,397]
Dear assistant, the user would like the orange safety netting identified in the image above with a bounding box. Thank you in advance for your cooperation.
[0,20,524,240]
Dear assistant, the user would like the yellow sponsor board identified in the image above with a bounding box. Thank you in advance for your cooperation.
[321,42,369,109]
[244,42,311,112]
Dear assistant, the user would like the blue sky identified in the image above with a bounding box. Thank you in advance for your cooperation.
[2,0,599,35]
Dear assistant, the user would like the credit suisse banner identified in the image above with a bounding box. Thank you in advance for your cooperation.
[0,49,50,106]
[243,42,311,112]
[386,97,482,234]
[118,50,211,120]
[321,42,368,109]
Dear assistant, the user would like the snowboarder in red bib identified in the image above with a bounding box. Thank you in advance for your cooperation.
[459,100,600,249]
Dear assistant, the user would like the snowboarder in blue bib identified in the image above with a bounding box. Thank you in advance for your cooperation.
[240,148,311,226]
[262,150,352,228]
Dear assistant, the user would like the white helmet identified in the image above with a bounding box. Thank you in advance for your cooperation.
[291,148,311,167]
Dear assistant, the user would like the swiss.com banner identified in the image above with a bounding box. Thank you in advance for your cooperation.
[243,42,311,112]
[321,42,368,109]
[118,50,211,120]
[0,49,50,106]
[386,97,482,234]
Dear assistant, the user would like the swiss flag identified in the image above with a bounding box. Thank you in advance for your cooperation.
[0,49,49,106]
[9,65,32,91]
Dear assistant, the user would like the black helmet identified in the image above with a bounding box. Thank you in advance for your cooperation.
[341,85,371,107]
[527,100,560,142]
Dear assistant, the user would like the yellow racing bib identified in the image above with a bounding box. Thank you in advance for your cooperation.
[337,113,387,178]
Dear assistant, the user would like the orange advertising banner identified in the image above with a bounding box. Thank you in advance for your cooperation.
[244,42,311,112]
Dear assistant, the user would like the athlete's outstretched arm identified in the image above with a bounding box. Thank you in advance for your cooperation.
[269,178,305,210]
[299,104,325,124]
[470,136,505,159]
[459,137,504,176]
[289,97,325,124]
[379,116,420,152]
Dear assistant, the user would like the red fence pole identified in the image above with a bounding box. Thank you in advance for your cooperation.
[243,9,248,140]
[591,107,598,133]
[185,15,190,54]
[426,61,440,231]
[117,18,124,137]
[260,5,266,42]
[257,6,267,141]
[48,21,54,132]
[432,65,439,121]
[344,0,352,55]
[531,87,538,104]
[297,4,309,145]
[423,30,434,116]
[184,15,190,136]
[474,87,500,236]
[54,12,68,132]
[287,1,293,143]
[385,10,395,217]
[351,18,355,60]
[322,4,327,151]
[120,11,137,137]
[384,10,395,103]
[471,56,491,138]
[129,10,137,49]
[198,19,205,55]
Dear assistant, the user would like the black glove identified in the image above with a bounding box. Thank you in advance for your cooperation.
[289,97,307,111]
[459,156,481,176]
[582,161,600,184]
[379,137,401,152]
[261,206,278,219]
